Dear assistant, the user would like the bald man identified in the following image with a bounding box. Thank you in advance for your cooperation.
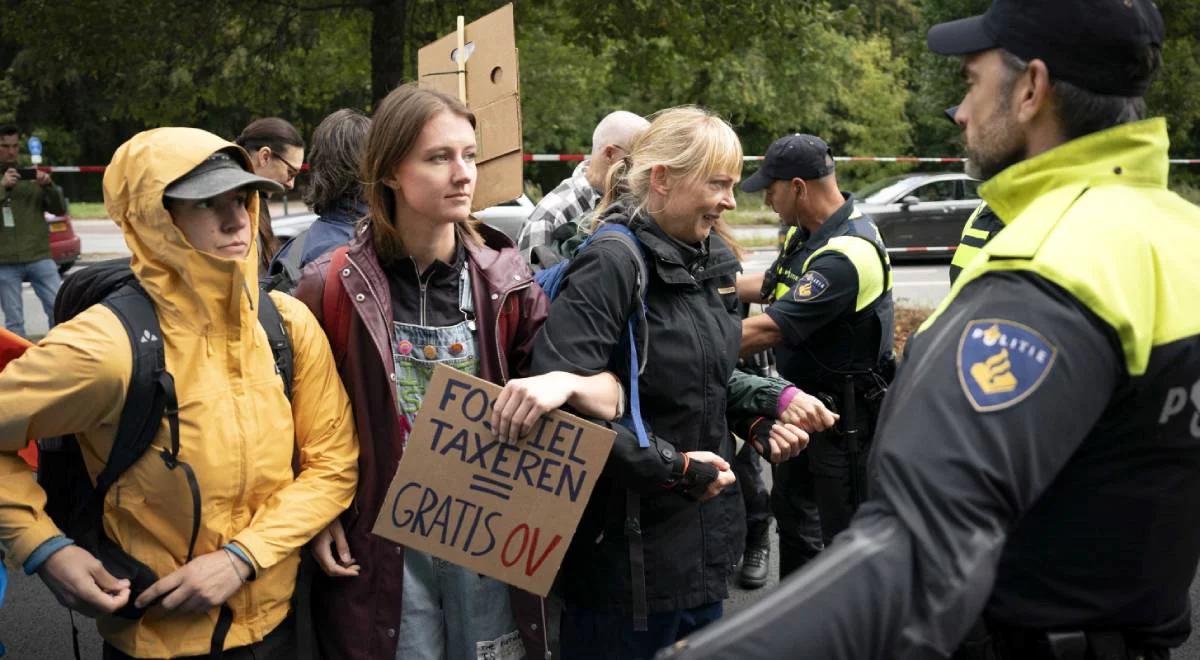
[517,111,648,258]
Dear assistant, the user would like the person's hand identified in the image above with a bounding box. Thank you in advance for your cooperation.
[37,545,131,617]
[684,451,736,501]
[491,372,575,443]
[34,169,51,186]
[780,390,838,433]
[765,422,809,463]
[311,518,360,577]
[1,168,17,189]
[134,549,249,613]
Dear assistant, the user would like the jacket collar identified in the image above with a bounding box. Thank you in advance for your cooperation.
[321,198,368,225]
[980,117,1169,225]
[620,207,740,285]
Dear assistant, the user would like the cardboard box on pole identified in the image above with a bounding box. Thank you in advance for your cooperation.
[371,364,615,596]
[418,3,523,211]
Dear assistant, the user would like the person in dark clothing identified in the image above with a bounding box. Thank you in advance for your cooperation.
[270,109,370,289]
[236,117,305,271]
[739,133,896,575]
[659,2,1195,659]
[529,106,815,660]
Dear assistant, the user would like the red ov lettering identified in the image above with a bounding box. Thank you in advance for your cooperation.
[500,524,563,576]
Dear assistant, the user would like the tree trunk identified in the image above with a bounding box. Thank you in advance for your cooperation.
[371,0,409,104]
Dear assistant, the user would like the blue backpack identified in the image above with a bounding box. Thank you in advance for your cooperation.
[534,222,651,448]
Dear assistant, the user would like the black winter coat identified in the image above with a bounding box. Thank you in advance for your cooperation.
[531,205,744,614]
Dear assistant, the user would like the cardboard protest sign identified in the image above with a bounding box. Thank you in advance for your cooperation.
[372,364,615,596]
[418,3,523,211]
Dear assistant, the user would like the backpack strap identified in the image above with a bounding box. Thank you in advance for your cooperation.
[266,230,310,293]
[322,246,353,366]
[589,225,652,449]
[95,283,168,495]
[256,289,294,400]
[89,283,196,620]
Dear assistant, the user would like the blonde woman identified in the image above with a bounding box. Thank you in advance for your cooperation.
[529,107,816,659]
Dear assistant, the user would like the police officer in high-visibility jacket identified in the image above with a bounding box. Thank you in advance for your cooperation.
[738,134,895,576]
[950,202,1005,284]
[659,1,1196,659]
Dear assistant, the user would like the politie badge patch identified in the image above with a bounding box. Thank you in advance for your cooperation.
[791,272,830,302]
[957,319,1058,412]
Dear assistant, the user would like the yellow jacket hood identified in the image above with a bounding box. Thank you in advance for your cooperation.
[103,127,263,332]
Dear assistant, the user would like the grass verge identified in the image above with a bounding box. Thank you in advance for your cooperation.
[69,202,108,219]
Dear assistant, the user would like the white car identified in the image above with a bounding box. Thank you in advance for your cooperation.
[272,195,535,244]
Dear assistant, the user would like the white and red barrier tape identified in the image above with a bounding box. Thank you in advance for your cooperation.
[886,245,957,254]
[33,155,1200,171]
[523,154,1200,164]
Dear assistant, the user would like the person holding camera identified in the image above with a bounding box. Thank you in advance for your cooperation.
[0,124,67,338]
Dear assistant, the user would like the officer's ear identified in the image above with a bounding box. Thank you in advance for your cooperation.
[1016,58,1054,125]
[792,177,807,200]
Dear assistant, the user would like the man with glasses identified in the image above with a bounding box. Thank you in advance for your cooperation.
[518,111,648,263]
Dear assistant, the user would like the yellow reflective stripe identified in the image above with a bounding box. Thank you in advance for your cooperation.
[962,227,991,241]
[803,236,888,312]
[774,282,792,300]
[950,242,984,272]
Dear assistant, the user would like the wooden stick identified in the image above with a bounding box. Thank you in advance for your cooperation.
[456,15,467,104]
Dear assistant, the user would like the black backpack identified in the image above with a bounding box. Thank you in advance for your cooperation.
[38,258,294,622]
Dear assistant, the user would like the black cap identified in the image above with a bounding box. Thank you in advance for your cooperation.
[741,134,835,193]
[927,0,1163,97]
[944,106,959,125]
[164,151,284,201]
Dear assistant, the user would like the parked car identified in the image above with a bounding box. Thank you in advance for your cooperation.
[45,211,81,274]
[855,172,981,260]
[272,194,535,246]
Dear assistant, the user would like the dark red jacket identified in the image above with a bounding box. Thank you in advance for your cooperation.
[294,223,551,660]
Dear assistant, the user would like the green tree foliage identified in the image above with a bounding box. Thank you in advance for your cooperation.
[0,0,1197,194]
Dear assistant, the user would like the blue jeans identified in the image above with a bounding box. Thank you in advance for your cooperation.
[0,259,61,337]
[396,549,521,660]
[560,601,723,660]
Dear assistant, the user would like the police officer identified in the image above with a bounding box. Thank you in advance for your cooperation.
[738,134,895,577]
[659,1,1196,659]
[949,201,1004,284]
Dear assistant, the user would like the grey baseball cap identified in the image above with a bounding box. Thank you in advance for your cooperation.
[164,151,284,201]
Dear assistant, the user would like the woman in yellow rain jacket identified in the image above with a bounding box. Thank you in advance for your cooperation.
[0,127,359,658]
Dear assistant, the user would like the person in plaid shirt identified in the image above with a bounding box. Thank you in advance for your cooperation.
[517,111,647,257]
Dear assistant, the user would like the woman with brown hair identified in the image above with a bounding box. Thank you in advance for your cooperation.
[236,117,305,269]
[293,84,621,660]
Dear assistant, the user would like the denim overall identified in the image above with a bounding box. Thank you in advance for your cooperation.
[392,266,524,660]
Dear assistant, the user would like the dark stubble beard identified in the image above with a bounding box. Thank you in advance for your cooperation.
[963,82,1026,181]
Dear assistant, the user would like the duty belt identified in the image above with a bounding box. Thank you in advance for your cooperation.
[957,620,1169,660]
